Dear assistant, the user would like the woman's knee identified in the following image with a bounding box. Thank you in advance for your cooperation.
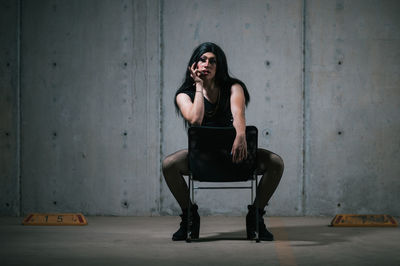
[162,150,188,175]
[162,155,175,174]
[257,149,284,175]
[270,153,284,173]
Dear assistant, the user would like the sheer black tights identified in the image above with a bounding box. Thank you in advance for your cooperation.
[162,148,284,211]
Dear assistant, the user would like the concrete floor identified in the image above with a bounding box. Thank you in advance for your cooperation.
[0,216,399,266]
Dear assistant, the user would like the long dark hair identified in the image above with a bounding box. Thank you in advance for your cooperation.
[174,42,250,116]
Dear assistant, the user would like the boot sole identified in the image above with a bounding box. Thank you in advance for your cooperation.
[247,231,274,241]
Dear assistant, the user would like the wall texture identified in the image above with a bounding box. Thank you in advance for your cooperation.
[20,0,160,215]
[305,0,400,215]
[0,0,399,216]
[0,0,20,216]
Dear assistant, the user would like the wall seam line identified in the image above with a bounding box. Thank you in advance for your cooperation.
[158,0,164,215]
[301,0,308,216]
[17,0,22,217]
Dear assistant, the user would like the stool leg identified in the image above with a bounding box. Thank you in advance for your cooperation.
[251,177,254,204]
[255,173,260,242]
[186,174,192,243]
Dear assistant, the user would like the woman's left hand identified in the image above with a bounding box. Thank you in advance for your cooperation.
[231,134,247,163]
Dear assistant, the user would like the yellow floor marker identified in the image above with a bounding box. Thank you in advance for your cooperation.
[331,214,398,227]
[22,213,88,226]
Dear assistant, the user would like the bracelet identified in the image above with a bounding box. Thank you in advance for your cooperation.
[195,90,202,93]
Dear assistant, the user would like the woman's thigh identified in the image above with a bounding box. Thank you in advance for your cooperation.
[162,149,190,176]
[256,148,284,174]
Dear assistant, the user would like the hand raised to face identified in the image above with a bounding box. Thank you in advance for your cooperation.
[189,62,204,85]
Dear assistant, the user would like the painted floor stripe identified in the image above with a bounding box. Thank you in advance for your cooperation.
[270,217,297,266]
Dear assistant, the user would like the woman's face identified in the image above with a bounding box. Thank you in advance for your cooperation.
[196,52,217,81]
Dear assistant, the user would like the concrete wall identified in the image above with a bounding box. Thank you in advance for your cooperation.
[1,0,399,216]
[0,0,20,216]
[19,0,160,215]
[305,0,400,215]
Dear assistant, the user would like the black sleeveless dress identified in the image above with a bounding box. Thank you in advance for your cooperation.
[183,90,233,127]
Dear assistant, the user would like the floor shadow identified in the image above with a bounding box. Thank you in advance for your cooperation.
[272,224,389,247]
[191,230,249,242]
[193,224,387,245]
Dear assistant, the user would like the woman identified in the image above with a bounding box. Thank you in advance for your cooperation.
[162,42,284,241]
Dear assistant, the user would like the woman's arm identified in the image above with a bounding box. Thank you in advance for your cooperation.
[176,85,204,126]
[176,63,205,125]
[230,83,247,163]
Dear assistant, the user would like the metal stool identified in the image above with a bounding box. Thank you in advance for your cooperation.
[187,126,260,242]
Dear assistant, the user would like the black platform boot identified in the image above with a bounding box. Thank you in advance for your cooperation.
[246,204,274,241]
[172,204,200,241]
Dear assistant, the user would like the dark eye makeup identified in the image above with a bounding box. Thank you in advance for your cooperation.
[199,56,216,64]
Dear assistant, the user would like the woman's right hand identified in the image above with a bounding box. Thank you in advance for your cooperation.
[189,62,203,85]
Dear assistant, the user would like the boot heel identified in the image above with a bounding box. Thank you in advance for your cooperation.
[191,222,200,239]
[246,230,256,240]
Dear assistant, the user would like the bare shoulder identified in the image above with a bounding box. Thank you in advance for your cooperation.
[230,83,244,94]
[230,83,245,97]
[176,92,193,111]
[176,92,192,105]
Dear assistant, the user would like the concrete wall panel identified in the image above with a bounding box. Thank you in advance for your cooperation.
[0,0,19,216]
[305,0,400,215]
[161,0,304,215]
[1,0,399,216]
[20,0,160,215]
